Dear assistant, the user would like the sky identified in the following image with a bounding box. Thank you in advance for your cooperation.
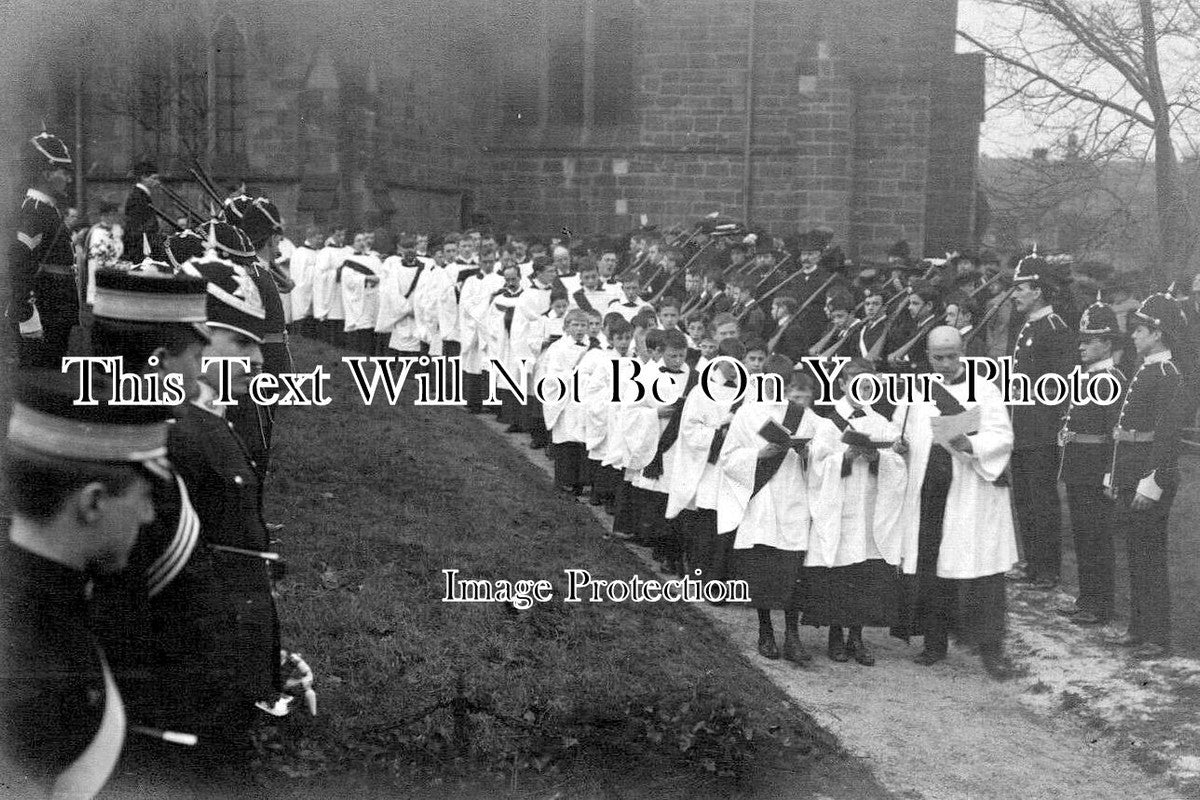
[956,0,1054,158]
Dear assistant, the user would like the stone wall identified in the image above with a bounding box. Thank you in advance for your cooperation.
[478,0,983,258]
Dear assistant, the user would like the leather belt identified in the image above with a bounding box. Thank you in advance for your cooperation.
[1058,430,1106,446]
[262,331,288,344]
[1112,427,1154,443]
[37,262,74,276]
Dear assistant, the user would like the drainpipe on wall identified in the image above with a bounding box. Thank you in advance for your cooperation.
[742,0,757,225]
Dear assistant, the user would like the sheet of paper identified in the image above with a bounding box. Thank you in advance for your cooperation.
[930,405,981,446]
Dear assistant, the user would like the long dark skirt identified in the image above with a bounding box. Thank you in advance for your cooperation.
[552,441,586,489]
[498,388,524,427]
[612,480,640,535]
[591,461,620,503]
[890,446,1007,647]
[678,508,717,574]
[801,559,900,628]
[638,489,669,544]
[525,396,550,446]
[735,544,804,611]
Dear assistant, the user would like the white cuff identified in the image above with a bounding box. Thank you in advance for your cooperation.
[17,306,41,336]
[1136,471,1163,502]
[1102,473,1111,489]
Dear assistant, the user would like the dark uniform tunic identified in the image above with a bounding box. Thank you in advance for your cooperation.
[1106,350,1184,648]
[8,188,78,368]
[89,473,229,742]
[1057,358,1124,620]
[1,543,125,798]
[226,261,290,480]
[1009,305,1076,582]
[167,397,281,741]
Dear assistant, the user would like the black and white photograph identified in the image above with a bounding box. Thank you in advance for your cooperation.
[2,0,1200,797]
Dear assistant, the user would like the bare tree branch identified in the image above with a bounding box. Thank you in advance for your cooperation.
[957,29,1156,127]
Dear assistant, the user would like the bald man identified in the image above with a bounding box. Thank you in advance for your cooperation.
[888,326,1021,679]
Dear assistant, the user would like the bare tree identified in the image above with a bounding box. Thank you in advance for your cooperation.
[960,0,1200,284]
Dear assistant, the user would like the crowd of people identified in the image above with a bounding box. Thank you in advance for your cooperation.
[3,126,1198,797]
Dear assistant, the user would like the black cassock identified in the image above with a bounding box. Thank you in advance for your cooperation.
[892,384,1007,650]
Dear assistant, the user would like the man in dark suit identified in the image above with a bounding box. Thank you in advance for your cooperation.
[1008,255,1076,589]
[121,160,160,258]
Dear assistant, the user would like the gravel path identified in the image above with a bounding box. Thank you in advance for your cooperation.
[487,414,1193,800]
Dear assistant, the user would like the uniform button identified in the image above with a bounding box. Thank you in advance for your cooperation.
[234,475,244,485]
[251,460,257,468]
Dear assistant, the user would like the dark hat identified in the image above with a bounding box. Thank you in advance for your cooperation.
[236,197,284,249]
[1078,292,1119,337]
[531,254,554,272]
[221,193,255,222]
[697,216,743,236]
[178,241,267,343]
[887,240,911,260]
[818,244,846,272]
[132,160,159,177]
[125,233,174,274]
[7,371,171,465]
[1011,254,1068,288]
[93,269,210,340]
[200,219,256,260]
[165,229,207,270]
[763,353,794,380]
[796,229,834,254]
[98,200,120,215]
[29,130,72,169]
[1130,292,1186,341]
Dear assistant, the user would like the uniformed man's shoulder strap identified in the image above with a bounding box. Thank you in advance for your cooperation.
[1158,359,1181,378]
[1047,313,1068,331]
[1110,365,1127,383]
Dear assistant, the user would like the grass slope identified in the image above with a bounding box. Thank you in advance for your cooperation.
[253,338,887,798]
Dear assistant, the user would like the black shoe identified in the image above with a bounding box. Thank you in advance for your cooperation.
[848,638,876,667]
[589,496,606,506]
[828,629,849,662]
[914,649,947,666]
[505,424,523,434]
[782,635,811,665]
[530,441,548,450]
[757,629,780,660]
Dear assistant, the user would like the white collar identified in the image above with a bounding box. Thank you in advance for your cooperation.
[136,182,151,195]
[191,381,226,418]
[834,396,861,420]
[25,188,55,206]
[1028,305,1054,322]
[1142,350,1172,366]
[1087,356,1115,373]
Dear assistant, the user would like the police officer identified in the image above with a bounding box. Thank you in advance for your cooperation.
[7,129,77,369]
[1,372,169,799]
[1104,292,1188,659]
[1056,294,1124,625]
[1008,254,1076,588]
